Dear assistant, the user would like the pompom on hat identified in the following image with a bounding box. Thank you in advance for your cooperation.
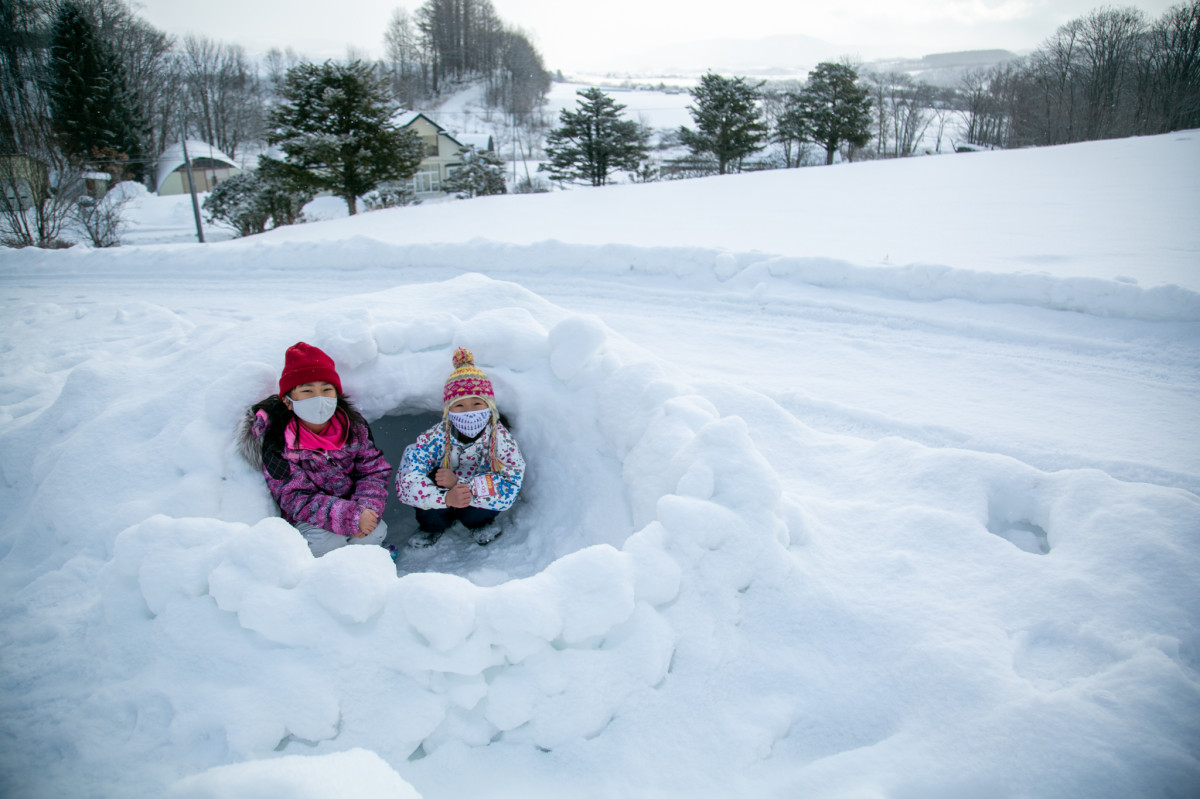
[443,347,495,408]
[279,342,342,398]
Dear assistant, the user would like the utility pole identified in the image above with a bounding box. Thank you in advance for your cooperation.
[180,137,205,243]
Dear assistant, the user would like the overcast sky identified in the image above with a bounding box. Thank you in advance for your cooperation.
[136,0,1182,71]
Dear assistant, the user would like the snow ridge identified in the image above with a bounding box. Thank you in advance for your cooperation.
[5,238,1198,321]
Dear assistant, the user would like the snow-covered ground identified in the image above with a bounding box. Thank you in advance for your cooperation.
[1,131,1198,799]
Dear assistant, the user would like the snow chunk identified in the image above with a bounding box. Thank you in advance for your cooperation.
[315,310,378,370]
[541,545,636,644]
[548,315,607,383]
[298,544,396,624]
[397,572,478,652]
[714,252,740,280]
[208,518,310,612]
[166,749,421,799]
[453,306,548,372]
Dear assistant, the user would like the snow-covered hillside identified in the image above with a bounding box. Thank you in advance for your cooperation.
[1,132,1198,799]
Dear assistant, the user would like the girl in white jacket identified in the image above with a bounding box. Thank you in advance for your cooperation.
[395,348,525,547]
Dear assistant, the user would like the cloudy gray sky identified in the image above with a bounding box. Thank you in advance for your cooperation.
[137,0,1182,70]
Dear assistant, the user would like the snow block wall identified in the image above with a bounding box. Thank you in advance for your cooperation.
[0,275,803,794]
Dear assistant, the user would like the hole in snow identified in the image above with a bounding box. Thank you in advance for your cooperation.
[370,399,632,583]
[986,512,1050,555]
[371,410,441,537]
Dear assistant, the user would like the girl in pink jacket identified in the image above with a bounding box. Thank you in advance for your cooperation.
[240,342,391,557]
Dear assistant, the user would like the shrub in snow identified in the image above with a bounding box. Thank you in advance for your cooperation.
[203,170,313,237]
[363,184,421,210]
[513,175,550,193]
[442,145,507,199]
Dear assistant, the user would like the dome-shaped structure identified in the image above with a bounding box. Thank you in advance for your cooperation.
[154,140,241,196]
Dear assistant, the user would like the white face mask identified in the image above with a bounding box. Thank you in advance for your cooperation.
[291,395,338,425]
[449,408,491,437]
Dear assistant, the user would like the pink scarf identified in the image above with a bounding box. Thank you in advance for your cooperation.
[286,410,348,451]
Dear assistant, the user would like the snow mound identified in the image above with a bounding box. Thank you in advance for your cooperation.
[1,273,1197,798]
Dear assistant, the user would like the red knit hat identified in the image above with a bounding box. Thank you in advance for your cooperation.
[279,342,342,398]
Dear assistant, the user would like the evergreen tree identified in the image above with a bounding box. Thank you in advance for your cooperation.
[264,60,423,215]
[679,73,767,174]
[544,87,649,186]
[46,0,145,180]
[442,145,507,198]
[787,62,873,165]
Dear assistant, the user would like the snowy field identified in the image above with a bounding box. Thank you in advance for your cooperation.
[1,131,1198,798]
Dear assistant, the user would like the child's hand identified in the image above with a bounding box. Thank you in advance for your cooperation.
[446,484,472,508]
[434,468,459,488]
[357,508,379,536]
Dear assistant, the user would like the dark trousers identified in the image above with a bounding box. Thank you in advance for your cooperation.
[415,506,499,534]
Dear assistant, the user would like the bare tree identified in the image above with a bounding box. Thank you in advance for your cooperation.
[862,71,890,157]
[384,7,426,106]
[88,0,174,166]
[75,181,132,246]
[417,0,503,90]
[0,0,51,158]
[889,75,936,157]
[1076,6,1147,140]
[0,145,87,248]
[179,35,263,159]
[487,27,549,122]
[762,84,804,166]
[263,46,303,100]
[1139,0,1200,133]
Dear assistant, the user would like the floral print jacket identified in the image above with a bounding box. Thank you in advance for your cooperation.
[395,422,524,512]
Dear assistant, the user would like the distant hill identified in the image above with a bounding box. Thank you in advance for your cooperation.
[584,38,1023,85]
[616,33,841,76]
[863,50,1024,87]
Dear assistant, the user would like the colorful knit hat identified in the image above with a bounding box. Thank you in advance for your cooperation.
[443,347,494,408]
[440,347,503,471]
[279,342,342,398]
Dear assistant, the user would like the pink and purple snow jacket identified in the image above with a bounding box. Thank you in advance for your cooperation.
[242,400,391,538]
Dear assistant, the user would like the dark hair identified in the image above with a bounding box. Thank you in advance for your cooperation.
[251,393,367,456]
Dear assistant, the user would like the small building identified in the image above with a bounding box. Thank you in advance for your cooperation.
[0,154,48,210]
[83,171,111,199]
[393,112,496,196]
[154,140,241,196]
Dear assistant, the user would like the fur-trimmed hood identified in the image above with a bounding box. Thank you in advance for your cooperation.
[237,394,368,469]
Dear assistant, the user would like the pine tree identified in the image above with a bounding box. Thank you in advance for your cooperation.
[46,0,145,180]
[264,60,423,215]
[679,73,768,174]
[442,145,506,198]
[788,62,873,165]
[544,87,649,186]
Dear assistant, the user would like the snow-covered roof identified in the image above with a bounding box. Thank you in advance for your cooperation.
[391,110,426,128]
[154,140,239,193]
[452,133,493,151]
[391,111,492,152]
